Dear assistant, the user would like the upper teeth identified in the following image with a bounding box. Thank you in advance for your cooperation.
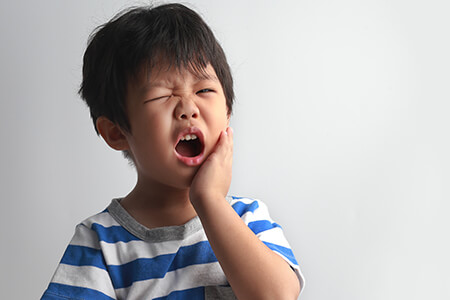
[181,134,198,141]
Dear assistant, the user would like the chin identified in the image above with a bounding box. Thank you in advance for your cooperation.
[170,166,199,189]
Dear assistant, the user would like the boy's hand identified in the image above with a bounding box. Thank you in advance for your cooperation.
[189,127,233,204]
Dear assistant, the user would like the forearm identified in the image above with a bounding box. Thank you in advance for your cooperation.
[192,195,300,300]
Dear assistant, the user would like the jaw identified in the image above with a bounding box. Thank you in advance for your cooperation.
[135,159,199,192]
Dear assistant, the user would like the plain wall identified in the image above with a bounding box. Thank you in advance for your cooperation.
[1,0,449,299]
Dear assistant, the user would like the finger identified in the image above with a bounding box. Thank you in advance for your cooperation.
[211,128,232,159]
[226,127,233,155]
[222,127,234,151]
[226,126,233,146]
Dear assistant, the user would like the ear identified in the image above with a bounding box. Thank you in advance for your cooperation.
[96,116,130,151]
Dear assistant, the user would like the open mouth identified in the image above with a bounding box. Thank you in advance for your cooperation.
[174,128,206,166]
[175,134,203,157]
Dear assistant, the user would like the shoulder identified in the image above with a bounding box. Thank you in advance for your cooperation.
[78,207,119,229]
[65,210,113,248]
[69,202,133,248]
[74,204,140,245]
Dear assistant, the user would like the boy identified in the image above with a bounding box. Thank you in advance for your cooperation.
[42,3,304,299]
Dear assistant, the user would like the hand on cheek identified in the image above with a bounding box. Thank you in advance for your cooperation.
[189,127,233,205]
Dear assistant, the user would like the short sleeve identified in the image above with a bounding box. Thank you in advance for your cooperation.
[41,224,116,300]
[229,196,305,293]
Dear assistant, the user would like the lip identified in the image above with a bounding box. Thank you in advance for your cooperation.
[174,127,205,166]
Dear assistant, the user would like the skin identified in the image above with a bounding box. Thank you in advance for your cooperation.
[96,63,300,299]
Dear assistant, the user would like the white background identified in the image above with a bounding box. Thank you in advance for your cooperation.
[1,1,449,299]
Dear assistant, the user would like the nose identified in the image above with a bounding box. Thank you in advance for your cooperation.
[174,96,199,120]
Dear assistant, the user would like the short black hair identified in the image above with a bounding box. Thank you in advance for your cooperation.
[79,3,234,135]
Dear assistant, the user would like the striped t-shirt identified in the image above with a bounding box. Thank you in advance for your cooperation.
[42,196,304,299]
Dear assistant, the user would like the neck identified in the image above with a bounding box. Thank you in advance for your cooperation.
[121,175,197,229]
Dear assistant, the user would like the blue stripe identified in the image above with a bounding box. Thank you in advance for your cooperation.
[109,241,217,289]
[91,223,140,243]
[167,240,217,271]
[263,241,299,266]
[42,283,114,300]
[232,200,259,217]
[248,220,281,235]
[60,245,107,270]
[109,253,174,288]
[153,286,205,300]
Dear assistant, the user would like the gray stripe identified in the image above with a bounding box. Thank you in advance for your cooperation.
[107,198,203,242]
[205,285,237,299]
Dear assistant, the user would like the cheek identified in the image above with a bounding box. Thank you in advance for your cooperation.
[202,100,229,125]
[207,113,230,147]
[129,113,170,150]
[206,113,228,131]
[135,106,172,132]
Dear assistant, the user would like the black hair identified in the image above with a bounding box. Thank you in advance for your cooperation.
[79,3,234,136]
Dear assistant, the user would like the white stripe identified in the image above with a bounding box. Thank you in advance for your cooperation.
[247,199,271,219]
[115,262,227,299]
[241,201,274,225]
[229,198,274,224]
[241,210,275,225]
[70,224,101,249]
[257,227,292,249]
[81,211,121,228]
[100,230,208,265]
[51,264,116,299]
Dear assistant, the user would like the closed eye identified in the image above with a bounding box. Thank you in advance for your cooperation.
[144,95,171,103]
[196,88,214,94]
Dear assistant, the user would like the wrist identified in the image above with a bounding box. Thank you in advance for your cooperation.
[189,192,226,211]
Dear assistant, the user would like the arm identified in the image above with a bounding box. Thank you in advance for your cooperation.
[190,128,301,300]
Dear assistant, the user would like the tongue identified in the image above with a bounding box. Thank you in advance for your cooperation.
[175,140,199,157]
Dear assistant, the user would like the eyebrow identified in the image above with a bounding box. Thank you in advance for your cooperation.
[192,71,219,82]
[140,72,219,92]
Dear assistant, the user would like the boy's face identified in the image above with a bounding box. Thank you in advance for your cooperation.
[123,63,230,189]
